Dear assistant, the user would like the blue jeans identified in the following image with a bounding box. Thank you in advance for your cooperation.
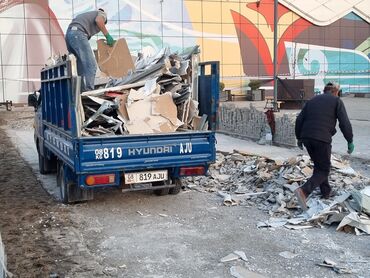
[65,29,97,92]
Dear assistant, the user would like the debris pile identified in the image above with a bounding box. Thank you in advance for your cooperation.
[185,151,370,234]
[80,45,204,136]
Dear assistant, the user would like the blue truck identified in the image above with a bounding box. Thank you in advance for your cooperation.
[28,58,219,203]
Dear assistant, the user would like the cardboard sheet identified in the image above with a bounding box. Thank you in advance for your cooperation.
[125,119,154,134]
[117,94,129,121]
[152,92,179,125]
[97,38,135,78]
[128,89,145,101]
[126,97,152,123]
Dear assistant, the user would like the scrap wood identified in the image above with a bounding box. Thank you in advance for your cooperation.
[87,95,107,105]
[192,114,208,130]
[82,80,146,97]
[187,99,199,124]
[116,94,129,122]
[317,259,353,274]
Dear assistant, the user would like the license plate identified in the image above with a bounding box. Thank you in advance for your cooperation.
[124,170,168,184]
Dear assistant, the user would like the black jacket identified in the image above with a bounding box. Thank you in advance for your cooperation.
[295,93,353,144]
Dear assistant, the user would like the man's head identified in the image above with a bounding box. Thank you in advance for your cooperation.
[331,82,340,97]
[323,82,340,96]
[98,8,107,24]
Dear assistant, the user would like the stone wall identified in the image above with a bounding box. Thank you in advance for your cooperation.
[218,103,297,147]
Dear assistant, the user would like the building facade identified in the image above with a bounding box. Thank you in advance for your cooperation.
[0,0,369,102]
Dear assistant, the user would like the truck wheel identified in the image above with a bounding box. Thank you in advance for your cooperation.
[57,162,71,204]
[169,178,182,195]
[38,151,51,174]
[57,161,94,204]
[153,181,170,196]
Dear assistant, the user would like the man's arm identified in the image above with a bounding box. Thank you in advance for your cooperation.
[95,14,115,46]
[295,104,306,140]
[336,99,353,143]
[95,15,108,36]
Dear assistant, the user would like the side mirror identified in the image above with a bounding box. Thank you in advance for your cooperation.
[28,91,39,111]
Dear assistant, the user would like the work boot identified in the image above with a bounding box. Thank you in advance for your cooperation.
[294,187,308,211]
[321,189,336,199]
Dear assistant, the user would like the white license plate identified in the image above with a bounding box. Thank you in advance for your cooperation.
[124,170,168,184]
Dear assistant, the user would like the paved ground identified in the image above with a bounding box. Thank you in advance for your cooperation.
[227,96,370,160]
[1,108,370,277]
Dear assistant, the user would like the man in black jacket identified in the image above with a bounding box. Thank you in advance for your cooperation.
[294,82,354,210]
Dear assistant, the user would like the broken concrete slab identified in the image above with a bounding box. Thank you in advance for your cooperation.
[220,253,240,263]
[351,186,370,215]
[230,266,266,278]
[337,212,370,235]
[233,251,248,262]
[279,251,298,259]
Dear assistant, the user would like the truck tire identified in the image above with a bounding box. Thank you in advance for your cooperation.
[153,181,170,196]
[169,178,182,195]
[38,151,51,175]
[57,162,71,204]
[57,161,94,204]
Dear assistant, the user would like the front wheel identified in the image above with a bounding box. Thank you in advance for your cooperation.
[38,151,51,174]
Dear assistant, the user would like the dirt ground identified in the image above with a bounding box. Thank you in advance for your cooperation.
[1,108,370,278]
[0,110,107,277]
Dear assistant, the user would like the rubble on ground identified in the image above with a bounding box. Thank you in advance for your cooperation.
[80,45,204,136]
[184,151,370,234]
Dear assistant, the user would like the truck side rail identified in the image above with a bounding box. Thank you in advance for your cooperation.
[41,60,79,137]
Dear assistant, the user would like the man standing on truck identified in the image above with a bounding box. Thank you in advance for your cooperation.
[65,8,115,92]
[294,82,354,210]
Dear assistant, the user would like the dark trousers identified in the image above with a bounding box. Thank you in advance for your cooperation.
[301,139,332,196]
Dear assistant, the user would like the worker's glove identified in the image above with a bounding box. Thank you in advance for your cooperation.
[347,142,354,154]
[297,139,303,150]
[105,33,115,46]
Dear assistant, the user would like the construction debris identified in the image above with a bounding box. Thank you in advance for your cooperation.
[337,212,370,235]
[279,251,298,259]
[230,266,266,278]
[220,251,248,263]
[97,38,135,78]
[185,152,370,234]
[81,45,204,136]
[317,258,353,274]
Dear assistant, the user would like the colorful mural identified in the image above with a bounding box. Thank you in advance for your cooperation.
[0,0,369,102]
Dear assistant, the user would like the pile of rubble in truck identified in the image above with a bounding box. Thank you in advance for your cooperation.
[79,39,205,136]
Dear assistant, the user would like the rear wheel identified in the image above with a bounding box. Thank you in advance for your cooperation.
[56,161,94,204]
[57,161,71,204]
[153,180,170,196]
[169,178,182,195]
